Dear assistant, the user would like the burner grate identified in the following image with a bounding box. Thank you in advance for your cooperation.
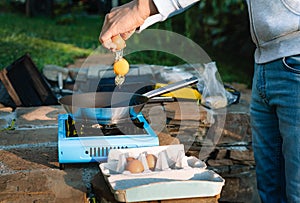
[64,115,148,137]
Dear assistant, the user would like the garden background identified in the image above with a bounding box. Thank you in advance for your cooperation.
[0,0,254,86]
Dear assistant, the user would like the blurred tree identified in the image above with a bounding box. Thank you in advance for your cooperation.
[25,0,54,17]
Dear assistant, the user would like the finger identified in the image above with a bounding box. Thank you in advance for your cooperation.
[102,39,117,51]
[120,29,136,40]
[99,13,121,43]
[99,30,110,44]
[99,15,111,43]
[110,6,118,12]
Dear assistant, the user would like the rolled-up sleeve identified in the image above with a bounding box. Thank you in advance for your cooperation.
[138,0,200,32]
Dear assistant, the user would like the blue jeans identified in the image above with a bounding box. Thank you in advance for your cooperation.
[250,55,300,203]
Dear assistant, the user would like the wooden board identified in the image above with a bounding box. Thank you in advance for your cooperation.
[0,54,58,107]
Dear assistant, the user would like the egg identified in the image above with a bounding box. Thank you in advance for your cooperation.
[113,58,129,76]
[111,35,126,51]
[125,159,144,173]
[146,154,157,171]
[126,157,135,162]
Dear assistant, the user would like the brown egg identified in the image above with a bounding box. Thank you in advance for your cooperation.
[126,157,136,162]
[146,154,157,171]
[111,35,126,50]
[125,159,144,173]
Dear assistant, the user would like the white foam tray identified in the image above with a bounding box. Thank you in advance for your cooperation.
[99,145,225,202]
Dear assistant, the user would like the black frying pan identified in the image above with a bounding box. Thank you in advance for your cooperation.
[59,77,198,124]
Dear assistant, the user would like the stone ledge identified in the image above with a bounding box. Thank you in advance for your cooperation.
[0,128,57,147]
[0,170,87,203]
[0,147,100,203]
[0,92,254,203]
[219,170,260,203]
[15,105,65,128]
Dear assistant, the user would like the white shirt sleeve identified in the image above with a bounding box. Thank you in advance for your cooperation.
[138,0,200,32]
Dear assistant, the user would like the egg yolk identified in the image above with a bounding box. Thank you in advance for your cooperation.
[113,58,129,76]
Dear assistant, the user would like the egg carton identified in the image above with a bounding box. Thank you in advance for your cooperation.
[99,144,225,202]
[100,144,205,175]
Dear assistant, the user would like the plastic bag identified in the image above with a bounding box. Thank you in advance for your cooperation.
[197,62,237,109]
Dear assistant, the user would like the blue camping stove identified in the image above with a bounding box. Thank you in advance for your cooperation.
[58,113,159,169]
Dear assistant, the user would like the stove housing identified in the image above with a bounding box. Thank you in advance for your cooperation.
[58,113,159,169]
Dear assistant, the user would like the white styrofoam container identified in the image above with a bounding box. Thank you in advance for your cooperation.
[99,144,225,202]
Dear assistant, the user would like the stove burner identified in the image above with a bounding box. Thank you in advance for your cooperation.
[65,115,147,137]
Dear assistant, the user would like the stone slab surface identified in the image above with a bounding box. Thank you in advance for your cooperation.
[15,105,65,128]
[0,128,57,147]
[0,144,100,203]
[0,91,260,203]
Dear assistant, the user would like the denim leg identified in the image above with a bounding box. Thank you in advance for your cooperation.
[251,62,287,203]
[277,55,300,203]
[251,56,300,203]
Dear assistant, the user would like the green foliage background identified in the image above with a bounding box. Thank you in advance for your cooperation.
[0,0,254,85]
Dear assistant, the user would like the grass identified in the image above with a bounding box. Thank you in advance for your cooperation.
[0,12,100,70]
[0,12,252,86]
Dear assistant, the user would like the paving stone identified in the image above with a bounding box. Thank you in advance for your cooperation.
[0,107,15,130]
[216,149,228,160]
[0,170,87,203]
[221,112,251,143]
[230,149,255,162]
[219,170,261,203]
[157,131,180,146]
[0,81,258,203]
[0,107,13,113]
[0,145,100,203]
[0,148,56,171]
[164,101,213,124]
[15,106,65,128]
[0,128,57,147]
[207,159,234,166]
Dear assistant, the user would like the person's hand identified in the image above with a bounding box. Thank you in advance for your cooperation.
[99,0,158,51]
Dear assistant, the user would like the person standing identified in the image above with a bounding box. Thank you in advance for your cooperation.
[99,1,300,202]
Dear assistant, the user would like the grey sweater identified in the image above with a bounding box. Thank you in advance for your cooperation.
[246,0,300,63]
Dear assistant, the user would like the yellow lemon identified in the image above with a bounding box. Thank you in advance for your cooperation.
[113,58,129,76]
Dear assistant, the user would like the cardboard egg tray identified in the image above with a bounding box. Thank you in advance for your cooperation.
[99,144,225,202]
